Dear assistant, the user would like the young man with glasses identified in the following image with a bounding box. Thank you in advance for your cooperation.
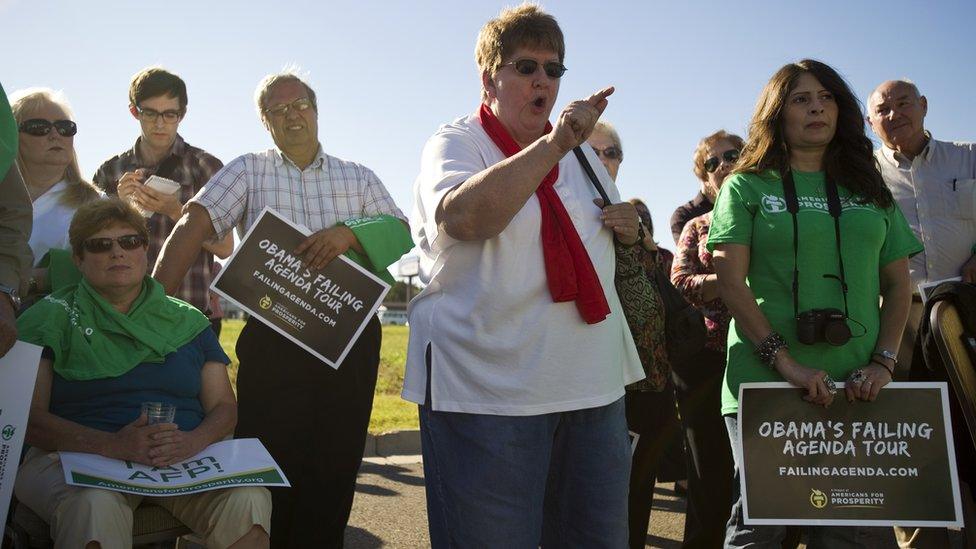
[93,67,231,316]
[152,70,412,548]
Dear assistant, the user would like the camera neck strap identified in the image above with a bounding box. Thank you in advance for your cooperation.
[781,170,849,320]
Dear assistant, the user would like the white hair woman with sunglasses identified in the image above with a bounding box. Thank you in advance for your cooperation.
[10,88,100,298]
[406,5,645,547]
[666,129,744,546]
[15,198,271,548]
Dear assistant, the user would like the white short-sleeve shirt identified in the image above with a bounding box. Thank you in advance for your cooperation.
[403,114,644,415]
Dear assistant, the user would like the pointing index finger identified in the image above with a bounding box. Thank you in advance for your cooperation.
[586,86,615,112]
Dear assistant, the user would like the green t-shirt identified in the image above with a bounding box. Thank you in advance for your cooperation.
[706,170,923,415]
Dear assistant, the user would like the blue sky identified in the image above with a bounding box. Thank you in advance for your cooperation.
[4,0,974,264]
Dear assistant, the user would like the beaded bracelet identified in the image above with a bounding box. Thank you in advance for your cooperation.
[755,332,788,368]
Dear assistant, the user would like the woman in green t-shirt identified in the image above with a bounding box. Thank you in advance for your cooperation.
[707,59,921,547]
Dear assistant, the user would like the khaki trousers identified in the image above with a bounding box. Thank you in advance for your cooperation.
[14,448,271,549]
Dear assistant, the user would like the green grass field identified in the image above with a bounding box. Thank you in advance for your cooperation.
[220,319,418,434]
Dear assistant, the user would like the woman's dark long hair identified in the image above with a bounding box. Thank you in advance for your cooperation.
[734,59,892,209]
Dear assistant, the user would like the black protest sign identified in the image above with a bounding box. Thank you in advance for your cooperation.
[738,382,962,527]
[212,208,389,368]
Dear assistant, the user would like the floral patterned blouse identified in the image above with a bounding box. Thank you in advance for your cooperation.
[615,243,673,392]
[671,212,732,352]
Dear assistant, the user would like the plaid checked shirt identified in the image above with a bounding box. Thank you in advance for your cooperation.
[190,146,406,241]
[92,135,223,314]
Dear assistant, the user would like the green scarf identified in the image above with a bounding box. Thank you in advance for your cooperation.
[339,214,414,285]
[0,83,17,181]
[17,276,210,381]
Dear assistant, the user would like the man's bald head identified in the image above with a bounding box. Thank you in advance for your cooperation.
[867,79,928,155]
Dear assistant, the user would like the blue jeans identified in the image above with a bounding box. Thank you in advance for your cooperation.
[724,415,876,549]
[420,397,630,548]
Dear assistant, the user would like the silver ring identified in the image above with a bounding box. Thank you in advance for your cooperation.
[848,368,866,385]
[823,375,838,395]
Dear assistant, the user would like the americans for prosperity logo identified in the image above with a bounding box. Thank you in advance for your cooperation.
[259,295,272,310]
[761,194,787,214]
[810,488,827,509]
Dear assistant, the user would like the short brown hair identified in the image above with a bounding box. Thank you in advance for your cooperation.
[475,4,565,101]
[69,198,148,257]
[129,67,188,111]
[692,130,745,182]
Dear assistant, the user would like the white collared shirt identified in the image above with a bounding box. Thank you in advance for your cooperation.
[29,180,74,265]
[875,135,976,287]
[403,114,644,415]
[190,146,405,238]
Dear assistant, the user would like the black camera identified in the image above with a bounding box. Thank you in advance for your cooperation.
[797,308,851,346]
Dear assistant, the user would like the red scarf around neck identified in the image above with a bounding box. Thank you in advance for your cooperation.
[478,103,609,325]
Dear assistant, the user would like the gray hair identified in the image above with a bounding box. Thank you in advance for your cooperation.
[868,79,922,106]
[592,120,622,151]
[253,66,318,120]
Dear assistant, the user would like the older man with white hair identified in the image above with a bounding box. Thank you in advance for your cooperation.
[153,70,412,547]
[867,80,976,367]
[868,78,976,549]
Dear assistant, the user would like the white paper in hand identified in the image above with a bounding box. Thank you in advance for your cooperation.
[132,175,181,217]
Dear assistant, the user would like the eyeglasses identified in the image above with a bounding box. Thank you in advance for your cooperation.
[82,234,148,254]
[502,59,568,79]
[592,145,622,161]
[18,119,78,137]
[703,149,740,173]
[136,106,183,124]
[264,97,313,117]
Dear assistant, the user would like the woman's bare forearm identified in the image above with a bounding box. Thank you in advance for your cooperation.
[437,136,564,241]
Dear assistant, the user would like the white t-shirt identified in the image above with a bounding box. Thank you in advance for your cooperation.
[403,114,644,415]
[28,181,75,265]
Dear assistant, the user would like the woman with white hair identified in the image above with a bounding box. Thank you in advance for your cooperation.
[11,87,100,297]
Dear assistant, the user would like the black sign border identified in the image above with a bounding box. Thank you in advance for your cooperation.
[737,382,963,527]
[210,207,391,369]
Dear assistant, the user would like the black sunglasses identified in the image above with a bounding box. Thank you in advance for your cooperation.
[18,118,78,137]
[592,145,622,161]
[82,234,148,254]
[503,58,568,79]
[703,149,740,173]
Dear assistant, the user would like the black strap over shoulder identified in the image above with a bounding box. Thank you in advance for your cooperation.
[782,171,849,319]
[572,146,612,205]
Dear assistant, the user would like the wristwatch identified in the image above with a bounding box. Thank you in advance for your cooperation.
[0,283,21,310]
[873,349,898,364]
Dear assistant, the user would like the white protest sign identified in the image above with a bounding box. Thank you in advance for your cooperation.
[60,438,289,497]
[0,341,41,527]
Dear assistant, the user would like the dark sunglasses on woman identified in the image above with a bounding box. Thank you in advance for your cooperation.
[18,118,78,137]
[592,145,622,161]
[503,58,568,79]
[82,234,148,254]
[703,149,740,173]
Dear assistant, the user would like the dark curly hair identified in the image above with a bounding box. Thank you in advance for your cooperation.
[734,59,892,209]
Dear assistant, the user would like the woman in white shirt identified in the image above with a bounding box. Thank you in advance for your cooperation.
[11,88,100,297]
[405,5,645,547]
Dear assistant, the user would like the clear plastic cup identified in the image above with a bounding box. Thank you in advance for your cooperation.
[141,402,176,425]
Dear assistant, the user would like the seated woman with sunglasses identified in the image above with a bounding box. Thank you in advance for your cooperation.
[708,60,921,547]
[668,129,743,547]
[15,198,271,548]
[10,88,101,301]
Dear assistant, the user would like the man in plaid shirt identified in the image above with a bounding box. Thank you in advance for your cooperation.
[153,70,411,548]
[93,67,232,315]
